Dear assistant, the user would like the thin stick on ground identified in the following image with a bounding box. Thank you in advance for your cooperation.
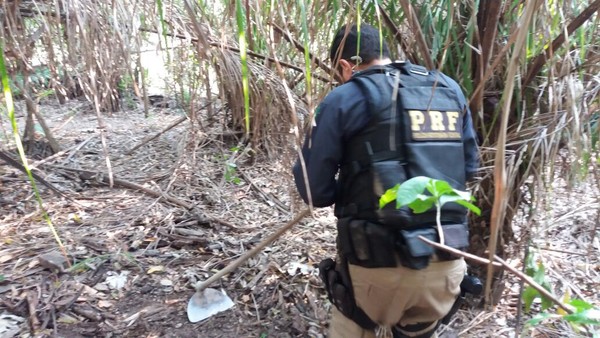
[419,236,574,314]
[493,255,573,315]
[46,165,238,229]
[194,209,310,292]
[125,115,187,155]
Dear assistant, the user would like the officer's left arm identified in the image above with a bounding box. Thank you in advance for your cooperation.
[461,107,479,180]
[444,74,480,180]
[292,101,344,207]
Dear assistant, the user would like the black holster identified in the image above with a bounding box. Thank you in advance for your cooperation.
[318,256,377,330]
[441,274,483,325]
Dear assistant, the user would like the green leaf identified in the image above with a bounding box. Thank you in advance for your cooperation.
[540,293,554,311]
[533,262,546,284]
[525,312,559,327]
[525,253,537,276]
[430,179,454,196]
[568,299,595,311]
[455,200,481,215]
[439,194,464,205]
[406,196,436,213]
[563,309,600,325]
[523,285,539,313]
[452,188,474,201]
[395,176,432,207]
[379,184,399,209]
[0,274,4,282]
[528,262,554,311]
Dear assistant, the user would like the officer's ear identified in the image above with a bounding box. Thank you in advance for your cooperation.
[338,59,354,84]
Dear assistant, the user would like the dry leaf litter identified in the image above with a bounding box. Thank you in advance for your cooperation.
[0,99,598,338]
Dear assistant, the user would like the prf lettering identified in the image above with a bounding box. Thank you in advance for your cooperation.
[408,110,461,140]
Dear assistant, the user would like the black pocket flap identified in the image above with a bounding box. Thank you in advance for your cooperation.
[400,228,437,257]
[442,223,469,249]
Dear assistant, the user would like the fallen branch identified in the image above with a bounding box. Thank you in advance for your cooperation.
[125,101,213,155]
[49,165,238,229]
[79,168,193,209]
[417,235,503,268]
[26,290,40,331]
[493,255,573,314]
[125,114,188,155]
[30,135,96,169]
[418,235,574,314]
[71,304,103,322]
[195,209,310,292]
[0,150,73,201]
[239,169,290,215]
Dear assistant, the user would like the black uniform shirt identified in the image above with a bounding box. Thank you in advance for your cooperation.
[293,63,479,208]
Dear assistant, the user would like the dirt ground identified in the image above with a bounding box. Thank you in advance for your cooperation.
[0,98,598,338]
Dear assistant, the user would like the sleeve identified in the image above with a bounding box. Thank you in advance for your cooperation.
[461,107,479,180]
[443,74,480,180]
[292,100,344,207]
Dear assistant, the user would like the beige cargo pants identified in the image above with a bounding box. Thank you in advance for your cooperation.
[329,258,466,338]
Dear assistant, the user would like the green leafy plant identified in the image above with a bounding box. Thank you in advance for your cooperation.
[69,255,111,273]
[224,162,241,184]
[0,274,5,282]
[379,176,480,245]
[222,147,242,185]
[523,251,600,334]
[379,176,480,214]
[523,251,554,312]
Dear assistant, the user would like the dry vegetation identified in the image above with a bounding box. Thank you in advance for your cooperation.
[1,0,599,337]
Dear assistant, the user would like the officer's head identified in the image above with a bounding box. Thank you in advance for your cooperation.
[330,23,391,83]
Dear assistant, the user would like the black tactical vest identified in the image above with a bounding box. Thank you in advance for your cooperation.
[335,62,468,228]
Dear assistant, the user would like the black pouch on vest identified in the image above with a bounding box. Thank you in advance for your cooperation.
[371,160,410,225]
[397,228,437,270]
[437,223,469,260]
[348,220,370,262]
[338,219,397,268]
[336,218,354,258]
[364,222,397,267]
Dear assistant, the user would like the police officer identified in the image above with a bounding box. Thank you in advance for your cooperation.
[293,23,479,338]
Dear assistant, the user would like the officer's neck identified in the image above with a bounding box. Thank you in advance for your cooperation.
[355,58,392,71]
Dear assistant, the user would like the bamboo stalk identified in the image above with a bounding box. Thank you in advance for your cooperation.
[139,27,330,83]
[270,22,332,75]
[397,0,434,69]
[485,0,542,308]
[523,0,600,87]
